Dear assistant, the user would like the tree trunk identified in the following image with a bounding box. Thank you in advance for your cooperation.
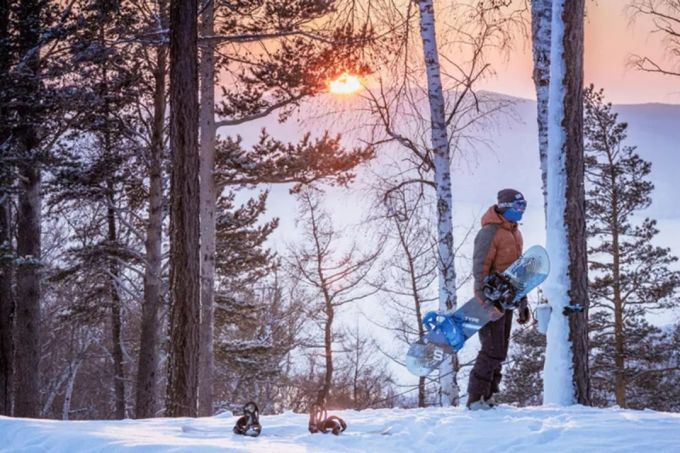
[317,309,334,406]
[561,0,590,406]
[107,182,126,419]
[198,0,216,417]
[398,220,428,408]
[136,36,167,420]
[0,0,13,416]
[13,0,42,418]
[610,177,626,407]
[415,0,459,406]
[14,162,41,418]
[531,0,552,217]
[61,359,82,421]
[166,0,200,417]
[543,0,590,406]
[0,194,12,416]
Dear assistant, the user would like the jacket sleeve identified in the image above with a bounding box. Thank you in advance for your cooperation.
[473,225,497,301]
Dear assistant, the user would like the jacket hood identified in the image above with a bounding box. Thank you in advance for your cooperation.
[481,206,517,230]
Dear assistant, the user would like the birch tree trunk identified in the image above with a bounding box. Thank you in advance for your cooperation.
[198,0,216,417]
[61,359,82,421]
[166,0,201,417]
[531,0,552,216]
[136,36,167,419]
[415,0,459,406]
[543,0,590,406]
[13,0,42,418]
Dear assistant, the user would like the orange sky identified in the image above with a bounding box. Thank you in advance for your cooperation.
[477,0,679,104]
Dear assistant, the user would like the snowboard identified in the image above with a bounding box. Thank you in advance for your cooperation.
[405,245,550,377]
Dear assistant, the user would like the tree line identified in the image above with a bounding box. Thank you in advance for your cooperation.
[1,0,678,420]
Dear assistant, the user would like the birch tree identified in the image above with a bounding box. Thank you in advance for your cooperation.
[531,0,552,214]
[542,0,590,406]
[366,0,520,406]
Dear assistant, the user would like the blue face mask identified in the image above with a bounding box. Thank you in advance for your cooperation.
[503,208,523,223]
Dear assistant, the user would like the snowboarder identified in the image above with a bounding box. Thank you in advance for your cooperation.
[467,188,531,410]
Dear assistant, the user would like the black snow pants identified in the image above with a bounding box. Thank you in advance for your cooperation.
[467,309,513,405]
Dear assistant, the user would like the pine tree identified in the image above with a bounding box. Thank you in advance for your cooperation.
[0,0,13,416]
[499,324,546,407]
[46,0,149,419]
[584,85,680,409]
[165,0,200,417]
[13,0,46,418]
[195,0,376,415]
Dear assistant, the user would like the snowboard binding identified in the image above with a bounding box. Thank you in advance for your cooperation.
[233,401,262,437]
[482,272,518,310]
[308,404,347,435]
[422,311,466,351]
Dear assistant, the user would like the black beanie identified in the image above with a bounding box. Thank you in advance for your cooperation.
[497,188,525,210]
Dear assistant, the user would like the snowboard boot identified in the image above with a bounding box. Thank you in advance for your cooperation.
[467,396,494,411]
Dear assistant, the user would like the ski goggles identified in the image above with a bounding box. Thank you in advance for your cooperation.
[498,199,527,213]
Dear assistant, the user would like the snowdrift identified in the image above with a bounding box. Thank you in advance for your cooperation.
[1,405,679,452]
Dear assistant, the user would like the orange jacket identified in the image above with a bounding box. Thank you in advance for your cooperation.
[473,206,523,303]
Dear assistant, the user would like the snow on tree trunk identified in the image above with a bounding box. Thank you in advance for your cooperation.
[543,0,590,406]
[531,0,552,216]
[415,0,459,406]
[166,0,201,417]
[136,32,167,419]
[198,0,217,417]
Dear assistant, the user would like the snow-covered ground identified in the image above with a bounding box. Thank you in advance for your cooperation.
[2,405,679,452]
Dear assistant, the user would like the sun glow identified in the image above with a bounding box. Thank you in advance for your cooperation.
[329,73,362,95]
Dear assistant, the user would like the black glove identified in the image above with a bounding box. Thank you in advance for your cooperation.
[517,297,530,325]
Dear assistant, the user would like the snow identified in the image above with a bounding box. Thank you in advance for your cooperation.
[2,405,680,452]
[543,0,574,406]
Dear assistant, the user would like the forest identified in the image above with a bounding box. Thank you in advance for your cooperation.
[0,0,679,424]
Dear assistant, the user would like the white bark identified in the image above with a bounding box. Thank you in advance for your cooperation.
[543,0,588,405]
[415,0,459,406]
[61,359,82,421]
[41,367,70,417]
[198,0,217,417]
[531,0,552,217]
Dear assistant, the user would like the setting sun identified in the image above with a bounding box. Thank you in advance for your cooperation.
[329,73,362,95]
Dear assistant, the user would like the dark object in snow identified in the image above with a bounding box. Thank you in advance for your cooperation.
[308,404,347,435]
[233,402,262,437]
[406,245,550,377]
[563,304,584,316]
